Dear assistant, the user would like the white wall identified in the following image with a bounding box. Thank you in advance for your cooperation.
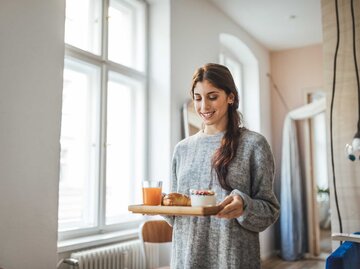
[0,1,65,268]
[148,0,275,259]
[148,0,172,192]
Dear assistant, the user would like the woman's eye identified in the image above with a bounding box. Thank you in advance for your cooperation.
[194,97,201,101]
[209,95,218,100]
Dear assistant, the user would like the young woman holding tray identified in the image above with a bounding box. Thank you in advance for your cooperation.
[163,63,280,269]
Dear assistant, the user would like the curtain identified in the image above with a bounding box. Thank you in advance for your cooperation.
[280,98,326,261]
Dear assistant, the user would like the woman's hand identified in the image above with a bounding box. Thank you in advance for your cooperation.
[216,195,244,219]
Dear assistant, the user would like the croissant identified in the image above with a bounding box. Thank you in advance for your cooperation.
[162,192,191,206]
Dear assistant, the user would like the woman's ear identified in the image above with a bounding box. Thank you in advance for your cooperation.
[228,93,235,105]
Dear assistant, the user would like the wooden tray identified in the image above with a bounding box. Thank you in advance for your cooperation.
[128,204,222,216]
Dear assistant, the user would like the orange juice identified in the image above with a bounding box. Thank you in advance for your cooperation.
[142,187,162,205]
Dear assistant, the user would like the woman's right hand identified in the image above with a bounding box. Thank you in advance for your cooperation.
[216,194,244,219]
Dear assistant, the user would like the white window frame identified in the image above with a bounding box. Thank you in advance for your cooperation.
[58,0,148,242]
[309,92,328,191]
[219,51,244,113]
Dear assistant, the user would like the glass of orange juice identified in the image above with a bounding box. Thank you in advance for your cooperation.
[142,180,162,205]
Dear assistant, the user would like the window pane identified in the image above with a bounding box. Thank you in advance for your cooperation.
[58,58,100,231]
[106,72,144,225]
[223,56,243,112]
[108,0,145,71]
[65,0,102,55]
[313,112,328,189]
[311,93,328,190]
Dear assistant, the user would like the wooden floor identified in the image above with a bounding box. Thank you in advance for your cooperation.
[261,228,331,269]
[320,228,332,253]
[261,256,326,269]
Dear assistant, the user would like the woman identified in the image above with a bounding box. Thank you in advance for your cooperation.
[166,63,280,268]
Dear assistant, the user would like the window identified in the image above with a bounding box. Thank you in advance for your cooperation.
[309,92,328,191]
[219,33,261,132]
[58,0,147,239]
[220,52,244,113]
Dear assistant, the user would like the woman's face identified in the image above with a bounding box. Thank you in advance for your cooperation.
[193,80,234,133]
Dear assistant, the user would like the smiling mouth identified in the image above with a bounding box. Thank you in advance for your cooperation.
[200,111,215,120]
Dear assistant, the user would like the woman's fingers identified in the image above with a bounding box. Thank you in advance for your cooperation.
[217,206,242,219]
[219,208,242,219]
[217,195,244,219]
[217,195,233,208]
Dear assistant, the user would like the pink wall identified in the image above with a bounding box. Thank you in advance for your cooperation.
[270,44,323,187]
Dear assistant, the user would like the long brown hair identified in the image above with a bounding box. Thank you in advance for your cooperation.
[190,63,242,191]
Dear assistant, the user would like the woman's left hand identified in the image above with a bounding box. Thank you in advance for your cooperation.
[216,195,244,219]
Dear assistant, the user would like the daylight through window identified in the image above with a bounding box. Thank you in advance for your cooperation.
[58,0,147,238]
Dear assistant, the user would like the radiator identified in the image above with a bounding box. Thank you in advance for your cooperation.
[70,240,145,269]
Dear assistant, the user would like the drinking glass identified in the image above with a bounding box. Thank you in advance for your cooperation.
[142,180,162,205]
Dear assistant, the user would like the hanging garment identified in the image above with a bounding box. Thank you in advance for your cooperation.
[280,98,326,261]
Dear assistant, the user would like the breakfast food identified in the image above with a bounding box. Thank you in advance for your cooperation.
[190,189,216,206]
[162,192,191,206]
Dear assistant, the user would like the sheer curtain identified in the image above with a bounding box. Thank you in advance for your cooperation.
[280,98,326,260]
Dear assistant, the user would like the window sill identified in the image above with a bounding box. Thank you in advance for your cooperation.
[57,229,139,253]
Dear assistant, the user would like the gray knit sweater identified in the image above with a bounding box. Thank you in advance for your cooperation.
[164,128,280,269]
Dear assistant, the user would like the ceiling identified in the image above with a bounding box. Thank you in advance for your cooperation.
[209,0,323,51]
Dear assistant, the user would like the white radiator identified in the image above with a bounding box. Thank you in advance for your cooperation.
[70,240,145,269]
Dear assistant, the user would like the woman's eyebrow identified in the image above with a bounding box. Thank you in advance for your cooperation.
[207,91,219,95]
[194,90,220,95]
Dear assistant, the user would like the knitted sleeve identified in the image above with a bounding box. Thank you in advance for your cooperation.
[231,135,280,232]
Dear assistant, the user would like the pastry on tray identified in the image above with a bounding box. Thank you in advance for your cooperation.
[162,192,191,206]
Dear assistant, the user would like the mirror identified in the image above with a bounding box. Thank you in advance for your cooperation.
[182,100,202,137]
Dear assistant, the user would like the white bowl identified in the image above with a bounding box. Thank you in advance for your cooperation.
[190,190,216,206]
[191,195,216,206]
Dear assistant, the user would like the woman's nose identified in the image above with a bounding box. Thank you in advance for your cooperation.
[201,99,209,110]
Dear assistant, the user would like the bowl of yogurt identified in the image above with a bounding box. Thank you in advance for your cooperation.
[190,189,216,206]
